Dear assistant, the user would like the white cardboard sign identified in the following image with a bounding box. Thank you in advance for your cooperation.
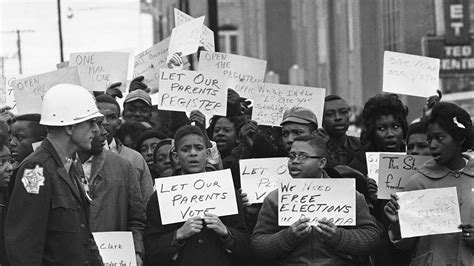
[251,83,326,127]
[154,68,228,116]
[278,178,356,226]
[365,152,405,185]
[12,67,81,115]
[239,157,292,204]
[198,51,267,99]
[93,232,137,266]
[70,51,129,92]
[377,153,431,199]
[174,8,214,52]
[155,169,238,225]
[397,187,461,238]
[167,16,205,61]
[383,51,440,98]
[134,37,170,91]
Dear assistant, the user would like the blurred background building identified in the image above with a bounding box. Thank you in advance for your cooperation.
[1,0,474,121]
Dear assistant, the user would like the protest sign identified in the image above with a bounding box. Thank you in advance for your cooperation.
[70,51,129,92]
[4,75,28,114]
[155,68,228,116]
[240,158,291,204]
[198,51,267,98]
[174,8,214,52]
[397,187,461,238]
[167,16,205,61]
[278,178,355,226]
[155,169,238,225]
[134,38,170,90]
[251,83,326,127]
[377,153,431,199]
[92,232,136,266]
[383,51,440,98]
[12,67,81,115]
[365,152,405,185]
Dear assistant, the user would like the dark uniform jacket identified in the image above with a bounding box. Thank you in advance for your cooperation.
[5,138,103,265]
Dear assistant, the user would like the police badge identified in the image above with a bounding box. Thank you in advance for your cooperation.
[21,165,45,194]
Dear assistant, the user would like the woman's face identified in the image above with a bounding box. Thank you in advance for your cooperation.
[374,114,404,152]
[212,117,237,156]
[426,122,462,168]
[0,146,14,188]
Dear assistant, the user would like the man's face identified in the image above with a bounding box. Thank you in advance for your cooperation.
[89,117,108,155]
[174,134,207,174]
[123,100,151,122]
[70,119,99,152]
[323,99,350,137]
[281,122,315,152]
[10,121,36,163]
[97,102,121,142]
[287,140,326,178]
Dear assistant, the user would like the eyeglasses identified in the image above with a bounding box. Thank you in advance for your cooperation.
[288,153,323,163]
[0,157,15,166]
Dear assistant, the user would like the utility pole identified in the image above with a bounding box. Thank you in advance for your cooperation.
[57,0,64,62]
[1,29,34,74]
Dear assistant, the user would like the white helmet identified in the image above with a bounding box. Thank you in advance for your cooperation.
[40,83,103,126]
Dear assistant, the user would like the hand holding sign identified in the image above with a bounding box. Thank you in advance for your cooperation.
[397,187,461,238]
[176,216,204,240]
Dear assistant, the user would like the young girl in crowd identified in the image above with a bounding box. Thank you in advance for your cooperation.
[384,102,473,265]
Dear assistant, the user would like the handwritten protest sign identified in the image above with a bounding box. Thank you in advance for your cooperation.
[383,51,440,98]
[154,68,228,116]
[12,67,81,115]
[251,83,326,127]
[70,51,129,92]
[397,187,461,238]
[198,51,267,98]
[240,158,291,204]
[167,16,205,61]
[365,152,405,185]
[4,75,28,114]
[0,77,5,107]
[174,8,214,52]
[278,178,355,226]
[134,38,170,90]
[377,153,431,199]
[93,232,136,266]
[155,169,237,225]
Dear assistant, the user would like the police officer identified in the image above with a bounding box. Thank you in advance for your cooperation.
[5,84,104,265]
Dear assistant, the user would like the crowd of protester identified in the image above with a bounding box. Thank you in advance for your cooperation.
[0,51,473,266]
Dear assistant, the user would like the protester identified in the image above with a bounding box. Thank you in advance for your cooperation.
[251,135,378,264]
[5,84,103,265]
[153,138,173,178]
[116,120,150,148]
[77,115,146,266]
[0,123,13,266]
[135,130,168,176]
[384,102,473,265]
[144,125,250,265]
[123,89,153,125]
[96,94,154,203]
[322,95,361,165]
[10,114,47,164]
[406,122,430,156]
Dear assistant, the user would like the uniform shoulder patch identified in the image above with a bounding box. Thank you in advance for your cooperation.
[21,165,45,194]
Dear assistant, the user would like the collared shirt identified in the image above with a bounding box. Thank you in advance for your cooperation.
[81,155,94,200]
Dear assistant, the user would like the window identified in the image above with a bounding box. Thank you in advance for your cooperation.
[218,25,239,54]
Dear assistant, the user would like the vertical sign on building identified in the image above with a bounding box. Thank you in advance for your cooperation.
[444,0,471,44]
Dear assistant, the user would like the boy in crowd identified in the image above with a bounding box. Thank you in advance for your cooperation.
[251,135,378,265]
[144,125,250,266]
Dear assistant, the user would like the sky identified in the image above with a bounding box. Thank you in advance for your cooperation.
[1,0,153,77]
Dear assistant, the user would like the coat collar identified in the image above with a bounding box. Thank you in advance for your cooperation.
[417,157,474,179]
